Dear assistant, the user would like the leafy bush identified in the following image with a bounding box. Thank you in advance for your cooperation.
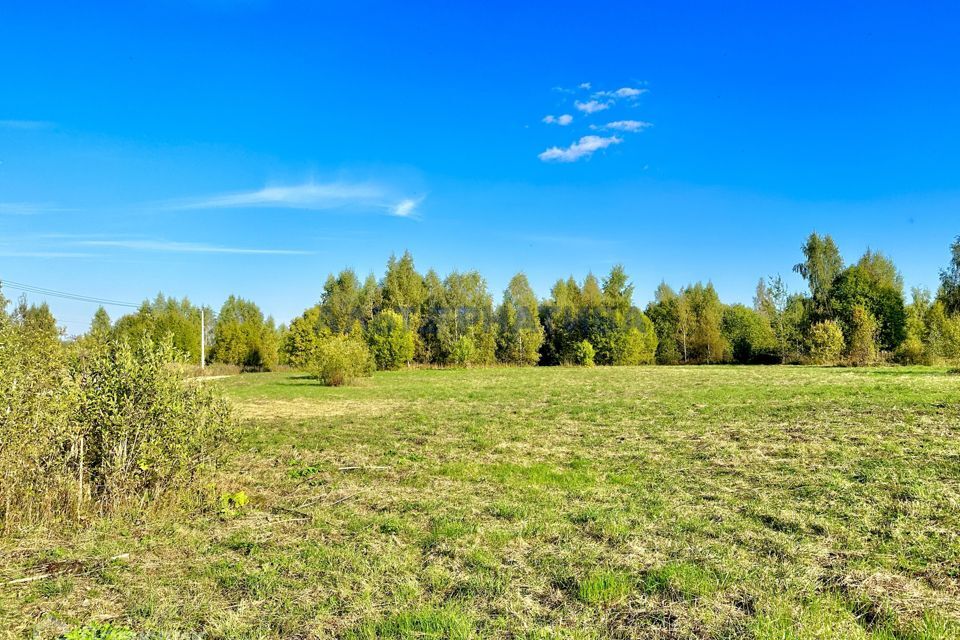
[0,304,76,527]
[572,340,596,367]
[847,304,879,366]
[0,323,235,528]
[310,334,374,386]
[74,337,235,508]
[450,335,477,367]
[366,310,415,370]
[808,320,845,365]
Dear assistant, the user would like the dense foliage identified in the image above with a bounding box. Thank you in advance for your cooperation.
[12,234,960,380]
[0,292,234,529]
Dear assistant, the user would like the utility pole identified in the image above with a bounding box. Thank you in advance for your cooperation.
[200,307,205,369]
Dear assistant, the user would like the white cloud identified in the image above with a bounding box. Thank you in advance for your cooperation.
[592,87,648,100]
[391,198,422,218]
[578,82,592,90]
[168,180,422,218]
[538,135,622,163]
[542,114,573,126]
[76,239,312,255]
[593,120,653,133]
[574,100,611,114]
[612,87,647,98]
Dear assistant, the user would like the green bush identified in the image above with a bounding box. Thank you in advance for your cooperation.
[310,334,374,386]
[808,320,845,365]
[366,310,415,370]
[451,335,477,367]
[0,323,235,528]
[74,337,236,510]
[572,340,596,367]
[847,305,879,366]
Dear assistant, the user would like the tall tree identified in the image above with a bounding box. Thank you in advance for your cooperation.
[496,273,544,365]
[793,232,844,319]
[320,269,363,335]
[755,275,791,363]
[645,282,681,365]
[939,236,960,314]
[829,250,906,352]
[211,295,278,370]
[89,306,112,340]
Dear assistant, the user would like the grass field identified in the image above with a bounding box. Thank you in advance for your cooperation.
[3,366,960,638]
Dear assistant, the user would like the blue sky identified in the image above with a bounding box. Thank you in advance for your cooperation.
[2,1,959,334]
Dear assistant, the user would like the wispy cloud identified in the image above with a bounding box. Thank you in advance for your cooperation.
[391,198,423,218]
[168,180,422,218]
[542,114,573,126]
[0,250,95,258]
[538,135,622,163]
[591,119,653,133]
[593,87,648,99]
[578,82,592,90]
[75,239,313,255]
[0,120,54,130]
[0,202,69,215]
[574,100,611,115]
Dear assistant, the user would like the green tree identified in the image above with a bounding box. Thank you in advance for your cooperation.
[366,309,415,370]
[646,282,681,364]
[89,306,112,341]
[898,288,932,364]
[829,251,906,352]
[320,269,364,335]
[722,304,776,363]
[572,339,595,366]
[847,304,879,366]
[793,232,844,319]
[938,236,960,314]
[755,275,792,363]
[113,294,206,363]
[282,306,329,368]
[211,296,278,370]
[496,273,544,365]
[681,283,727,363]
[808,320,845,365]
[436,271,495,366]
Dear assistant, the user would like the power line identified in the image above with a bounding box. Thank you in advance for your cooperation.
[0,279,141,309]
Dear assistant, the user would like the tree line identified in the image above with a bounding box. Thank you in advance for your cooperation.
[11,232,960,372]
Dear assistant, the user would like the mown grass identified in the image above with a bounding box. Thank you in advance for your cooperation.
[2,366,960,638]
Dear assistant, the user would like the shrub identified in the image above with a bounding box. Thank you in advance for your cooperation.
[0,329,234,529]
[73,337,235,509]
[808,320,845,365]
[572,340,596,367]
[0,306,76,528]
[310,334,374,386]
[451,335,477,367]
[366,310,415,370]
[896,336,930,365]
[847,305,878,366]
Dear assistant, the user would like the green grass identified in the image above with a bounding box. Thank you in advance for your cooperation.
[3,366,960,638]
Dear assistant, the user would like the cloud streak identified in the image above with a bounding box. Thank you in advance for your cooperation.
[538,135,622,163]
[592,119,652,133]
[168,180,423,218]
[593,87,648,99]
